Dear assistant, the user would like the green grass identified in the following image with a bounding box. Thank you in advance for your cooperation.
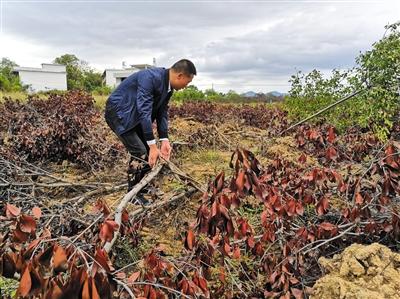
[93,94,108,110]
[0,91,29,102]
[0,276,18,297]
[192,150,225,164]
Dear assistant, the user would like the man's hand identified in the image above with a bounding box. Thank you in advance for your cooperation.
[148,144,159,168]
[160,140,172,161]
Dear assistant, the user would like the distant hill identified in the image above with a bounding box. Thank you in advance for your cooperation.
[267,91,286,97]
[241,90,286,98]
[240,90,286,102]
[241,91,258,98]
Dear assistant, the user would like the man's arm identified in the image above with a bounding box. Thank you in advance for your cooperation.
[136,71,156,145]
[156,103,169,140]
[136,71,159,166]
[157,104,172,160]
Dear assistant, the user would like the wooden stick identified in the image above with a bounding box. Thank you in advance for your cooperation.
[128,281,191,299]
[113,278,136,298]
[213,124,232,149]
[162,158,206,193]
[131,187,197,219]
[302,224,357,255]
[62,183,127,205]
[103,164,164,253]
[2,182,113,188]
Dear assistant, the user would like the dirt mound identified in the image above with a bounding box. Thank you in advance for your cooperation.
[312,243,400,299]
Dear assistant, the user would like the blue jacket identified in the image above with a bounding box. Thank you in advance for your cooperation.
[104,67,172,141]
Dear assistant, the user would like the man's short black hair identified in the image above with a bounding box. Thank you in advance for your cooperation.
[171,59,197,76]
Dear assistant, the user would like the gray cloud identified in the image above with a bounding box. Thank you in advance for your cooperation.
[2,1,399,92]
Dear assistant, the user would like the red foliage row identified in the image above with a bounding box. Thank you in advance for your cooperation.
[0,203,120,298]
[0,91,123,169]
[185,141,400,298]
[0,198,211,299]
[295,124,381,164]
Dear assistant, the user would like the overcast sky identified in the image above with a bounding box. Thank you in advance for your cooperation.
[0,0,399,93]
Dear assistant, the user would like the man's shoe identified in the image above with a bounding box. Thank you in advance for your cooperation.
[133,193,151,206]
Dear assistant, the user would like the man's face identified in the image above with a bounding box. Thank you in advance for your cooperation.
[172,73,194,90]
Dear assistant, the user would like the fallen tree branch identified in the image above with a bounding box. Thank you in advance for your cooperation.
[0,181,112,188]
[163,158,206,193]
[70,214,104,245]
[129,281,192,299]
[61,183,127,205]
[213,124,232,149]
[302,224,357,255]
[113,278,136,298]
[104,164,164,253]
[0,155,100,191]
[132,187,197,220]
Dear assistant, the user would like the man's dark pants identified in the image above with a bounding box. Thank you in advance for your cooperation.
[105,114,151,192]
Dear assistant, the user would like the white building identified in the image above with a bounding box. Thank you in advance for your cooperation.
[102,63,154,88]
[13,63,67,92]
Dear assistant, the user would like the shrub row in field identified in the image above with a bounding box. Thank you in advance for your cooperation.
[0,91,123,169]
[170,101,288,134]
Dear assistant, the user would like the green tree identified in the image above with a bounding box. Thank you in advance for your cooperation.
[83,69,103,92]
[353,22,400,139]
[204,88,224,101]
[54,54,86,90]
[224,90,241,102]
[285,69,352,128]
[0,58,24,92]
[285,22,400,140]
[171,85,205,103]
[54,54,104,92]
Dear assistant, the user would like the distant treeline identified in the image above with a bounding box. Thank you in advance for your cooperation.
[171,86,285,104]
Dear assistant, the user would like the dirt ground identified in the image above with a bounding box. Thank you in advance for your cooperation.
[312,243,400,299]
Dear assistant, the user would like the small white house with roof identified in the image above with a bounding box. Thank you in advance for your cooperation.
[102,62,155,88]
[13,63,67,92]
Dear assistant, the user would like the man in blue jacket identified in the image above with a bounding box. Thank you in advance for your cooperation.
[105,59,196,197]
